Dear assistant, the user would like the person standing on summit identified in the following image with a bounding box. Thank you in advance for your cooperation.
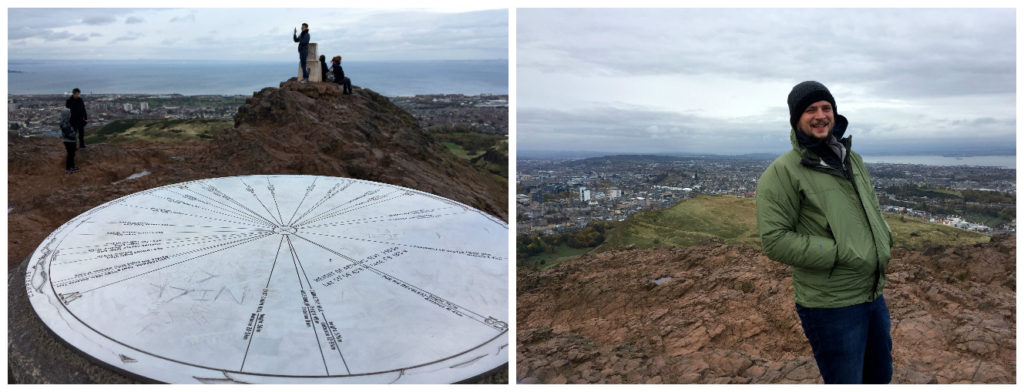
[756,81,894,384]
[65,88,87,148]
[293,23,310,83]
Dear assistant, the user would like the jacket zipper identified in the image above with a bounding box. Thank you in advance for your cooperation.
[804,154,882,301]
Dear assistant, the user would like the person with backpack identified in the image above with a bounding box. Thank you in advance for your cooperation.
[59,108,79,174]
[65,88,88,148]
[331,56,352,95]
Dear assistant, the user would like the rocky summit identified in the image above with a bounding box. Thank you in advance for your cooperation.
[7,79,507,269]
[517,234,1015,384]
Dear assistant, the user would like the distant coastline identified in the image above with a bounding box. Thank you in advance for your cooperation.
[861,155,1015,169]
[519,150,1016,169]
[7,59,508,97]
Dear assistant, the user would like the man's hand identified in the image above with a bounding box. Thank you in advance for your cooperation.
[294,27,297,34]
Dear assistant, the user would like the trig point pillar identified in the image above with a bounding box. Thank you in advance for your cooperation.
[299,42,322,82]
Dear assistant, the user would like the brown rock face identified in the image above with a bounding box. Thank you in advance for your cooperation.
[517,235,1015,384]
[7,80,507,270]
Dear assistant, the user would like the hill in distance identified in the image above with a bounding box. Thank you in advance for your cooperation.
[85,118,230,144]
[598,194,989,253]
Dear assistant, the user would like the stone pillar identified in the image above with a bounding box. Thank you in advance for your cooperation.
[299,42,322,82]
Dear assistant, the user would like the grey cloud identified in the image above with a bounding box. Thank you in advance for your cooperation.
[8,26,34,40]
[949,117,1001,127]
[110,35,141,43]
[317,10,507,60]
[9,28,74,41]
[8,9,142,42]
[9,9,132,29]
[9,8,505,62]
[199,31,223,45]
[70,34,90,42]
[170,12,197,23]
[518,9,1014,98]
[49,31,74,40]
[83,15,117,25]
[519,105,787,154]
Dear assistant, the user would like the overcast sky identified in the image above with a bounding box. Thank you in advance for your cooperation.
[517,8,1016,156]
[7,8,507,62]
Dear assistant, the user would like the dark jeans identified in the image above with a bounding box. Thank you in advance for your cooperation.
[299,49,309,79]
[73,123,85,147]
[340,77,352,94]
[795,295,892,384]
[63,142,77,170]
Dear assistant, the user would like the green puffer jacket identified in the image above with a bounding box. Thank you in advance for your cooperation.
[756,125,893,309]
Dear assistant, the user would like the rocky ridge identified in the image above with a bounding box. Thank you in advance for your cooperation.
[517,234,1016,384]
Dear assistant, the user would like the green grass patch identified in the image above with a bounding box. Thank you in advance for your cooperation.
[597,194,988,252]
[435,131,508,184]
[85,119,231,144]
[433,131,505,157]
[885,213,989,250]
[929,188,962,197]
[599,195,761,251]
[442,142,474,160]
[523,244,595,270]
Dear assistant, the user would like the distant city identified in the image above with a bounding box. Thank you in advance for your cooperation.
[517,155,1015,236]
[390,94,508,135]
[8,94,246,137]
[7,93,508,138]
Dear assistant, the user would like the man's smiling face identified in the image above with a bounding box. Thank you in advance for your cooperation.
[798,100,834,139]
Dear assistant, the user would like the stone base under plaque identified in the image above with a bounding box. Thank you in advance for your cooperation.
[8,257,141,383]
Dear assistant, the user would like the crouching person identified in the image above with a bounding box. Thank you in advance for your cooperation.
[331,56,353,95]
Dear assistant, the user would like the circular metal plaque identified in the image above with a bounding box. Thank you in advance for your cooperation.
[25,175,508,383]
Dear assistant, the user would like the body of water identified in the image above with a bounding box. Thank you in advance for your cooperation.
[8,59,508,97]
[862,155,1015,169]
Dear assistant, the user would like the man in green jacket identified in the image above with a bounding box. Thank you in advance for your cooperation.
[756,81,894,384]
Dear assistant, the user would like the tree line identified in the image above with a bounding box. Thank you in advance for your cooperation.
[516,221,617,263]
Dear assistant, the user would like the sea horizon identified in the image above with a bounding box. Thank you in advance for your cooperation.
[8,59,508,97]
[860,155,1015,170]
[518,150,1016,169]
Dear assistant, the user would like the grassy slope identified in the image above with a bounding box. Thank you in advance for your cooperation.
[885,212,990,250]
[597,194,988,253]
[523,244,597,270]
[85,119,231,144]
[598,195,762,251]
[439,132,508,185]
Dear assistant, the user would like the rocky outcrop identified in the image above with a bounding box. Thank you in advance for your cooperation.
[7,79,506,270]
[517,235,1016,384]
[216,80,506,217]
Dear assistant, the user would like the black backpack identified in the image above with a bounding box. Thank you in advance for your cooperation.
[59,108,75,139]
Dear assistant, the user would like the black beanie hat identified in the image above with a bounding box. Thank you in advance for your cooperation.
[788,81,836,131]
